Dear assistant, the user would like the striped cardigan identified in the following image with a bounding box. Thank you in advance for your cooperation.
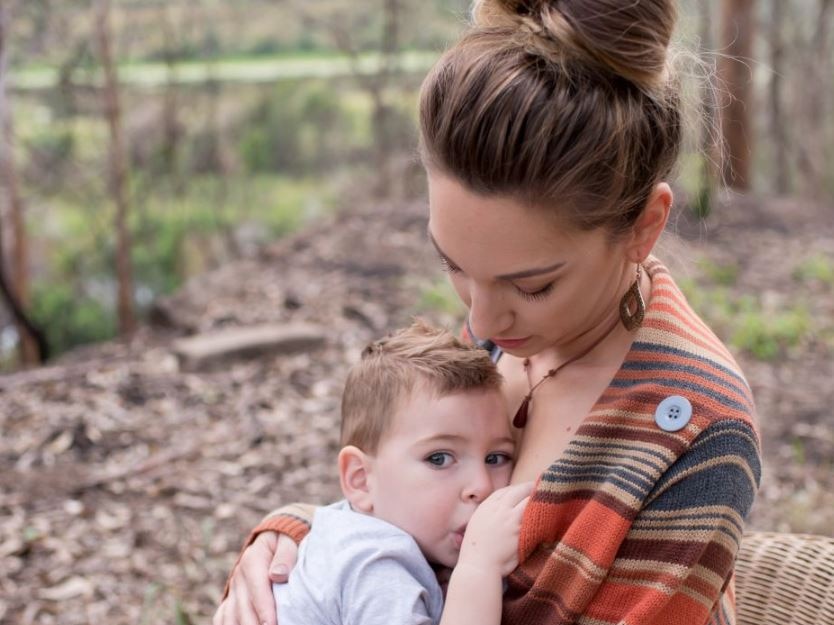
[241,257,761,625]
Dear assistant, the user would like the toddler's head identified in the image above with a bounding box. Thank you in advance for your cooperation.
[338,319,514,567]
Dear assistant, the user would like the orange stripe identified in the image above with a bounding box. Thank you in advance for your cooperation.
[650,299,730,356]
[586,581,709,625]
[614,367,752,410]
[644,317,734,363]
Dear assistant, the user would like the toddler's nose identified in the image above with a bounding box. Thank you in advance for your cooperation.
[462,466,493,503]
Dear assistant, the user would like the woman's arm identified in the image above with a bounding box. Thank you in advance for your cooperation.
[214,503,316,625]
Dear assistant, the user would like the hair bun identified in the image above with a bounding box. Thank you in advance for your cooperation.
[472,0,677,92]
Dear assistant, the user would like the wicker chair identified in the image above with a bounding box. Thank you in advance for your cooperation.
[735,531,834,625]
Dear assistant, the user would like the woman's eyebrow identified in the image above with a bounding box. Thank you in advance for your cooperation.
[427,228,565,280]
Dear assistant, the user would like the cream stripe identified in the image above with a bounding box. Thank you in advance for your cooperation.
[611,557,689,579]
[636,505,745,525]
[606,575,676,596]
[640,321,739,372]
[558,454,665,478]
[537,478,642,508]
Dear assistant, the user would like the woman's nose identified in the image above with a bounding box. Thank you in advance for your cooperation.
[467,286,511,341]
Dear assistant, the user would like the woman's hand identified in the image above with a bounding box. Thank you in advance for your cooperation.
[458,481,533,577]
[213,532,300,625]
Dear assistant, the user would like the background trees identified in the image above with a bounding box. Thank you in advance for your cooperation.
[0,0,832,369]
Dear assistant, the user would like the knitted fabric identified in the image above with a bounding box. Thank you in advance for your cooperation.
[240,258,761,625]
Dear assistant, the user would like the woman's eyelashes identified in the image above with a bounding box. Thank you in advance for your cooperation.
[438,254,461,274]
[514,282,555,301]
[438,253,556,301]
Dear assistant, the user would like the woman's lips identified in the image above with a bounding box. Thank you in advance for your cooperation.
[491,336,531,349]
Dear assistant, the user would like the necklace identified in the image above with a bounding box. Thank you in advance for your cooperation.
[512,315,624,429]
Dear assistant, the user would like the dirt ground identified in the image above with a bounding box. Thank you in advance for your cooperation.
[1,190,832,624]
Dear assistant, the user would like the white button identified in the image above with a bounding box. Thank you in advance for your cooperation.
[654,395,692,432]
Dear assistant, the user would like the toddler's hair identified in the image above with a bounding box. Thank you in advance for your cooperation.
[340,319,502,453]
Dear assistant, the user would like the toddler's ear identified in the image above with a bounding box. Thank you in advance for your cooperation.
[338,446,374,513]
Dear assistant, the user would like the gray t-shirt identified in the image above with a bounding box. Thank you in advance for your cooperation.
[272,500,444,625]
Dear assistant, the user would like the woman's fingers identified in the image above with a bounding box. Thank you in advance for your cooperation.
[239,533,279,625]
[268,533,299,583]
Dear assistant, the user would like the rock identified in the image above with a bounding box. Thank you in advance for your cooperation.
[172,323,326,372]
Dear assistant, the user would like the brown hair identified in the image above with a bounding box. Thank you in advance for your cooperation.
[419,0,682,234]
[340,319,503,453]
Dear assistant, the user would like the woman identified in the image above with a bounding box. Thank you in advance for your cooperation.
[215,1,761,624]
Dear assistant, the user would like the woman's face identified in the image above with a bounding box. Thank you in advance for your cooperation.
[427,172,632,359]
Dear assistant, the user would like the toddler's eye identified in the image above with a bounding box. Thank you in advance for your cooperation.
[425,452,454,467]
[485,452,512,466]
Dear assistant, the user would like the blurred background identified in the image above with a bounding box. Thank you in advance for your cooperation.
[0,1,832,624]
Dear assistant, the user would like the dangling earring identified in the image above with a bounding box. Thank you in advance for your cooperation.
[619,264,645,331]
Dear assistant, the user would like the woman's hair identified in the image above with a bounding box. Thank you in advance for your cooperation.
[340,319,502,454]
[419,0,682,234]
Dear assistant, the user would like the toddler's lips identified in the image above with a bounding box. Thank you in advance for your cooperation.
[452,525,467,549]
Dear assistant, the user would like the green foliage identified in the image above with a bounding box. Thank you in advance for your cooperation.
[30,282,116,355]
[239,81,348,174]
[23,124,76,190]
[680,278,811,361]
[173,600,194,625]
[416,278,465,316]
[730,303,810,360]
[25,174,332,357]
[793,253,834,285]
[697,258,739,286]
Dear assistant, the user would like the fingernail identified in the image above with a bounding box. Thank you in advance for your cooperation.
[272,564,288,576]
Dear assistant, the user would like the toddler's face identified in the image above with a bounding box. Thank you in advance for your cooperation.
[366,386,514,567]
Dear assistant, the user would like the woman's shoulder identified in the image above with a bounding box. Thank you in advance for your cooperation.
[631,257,757,431]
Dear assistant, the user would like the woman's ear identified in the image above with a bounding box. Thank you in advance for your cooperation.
[338,446,375,513]
[628,182,673,263]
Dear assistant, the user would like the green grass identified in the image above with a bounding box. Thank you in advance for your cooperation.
[415,278,466,317]
[697,258,739,286]
[679,278,812,361]
[22,173,337,358]
[793,253,834,285]
[9,50,439,91]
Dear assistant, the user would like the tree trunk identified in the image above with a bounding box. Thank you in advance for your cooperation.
[719,0,756,190]
[160,5,184,193]
[694,0,718,218]
[372,0,401,198]
[769,0,789,194]
[0,0,43,364]
[94,0,136,337]
[807,0,833,196]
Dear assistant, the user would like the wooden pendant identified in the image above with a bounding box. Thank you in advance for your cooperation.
[513,395,531,429]
[619,278,645,331]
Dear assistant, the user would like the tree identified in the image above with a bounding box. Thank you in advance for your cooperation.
[768,0,789,194]
[798,0,833,196]
[0,0,46,364]
[719,0,756,190]
[294,0,411,197]
[94,0,136,336]
[694,0,720,218]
